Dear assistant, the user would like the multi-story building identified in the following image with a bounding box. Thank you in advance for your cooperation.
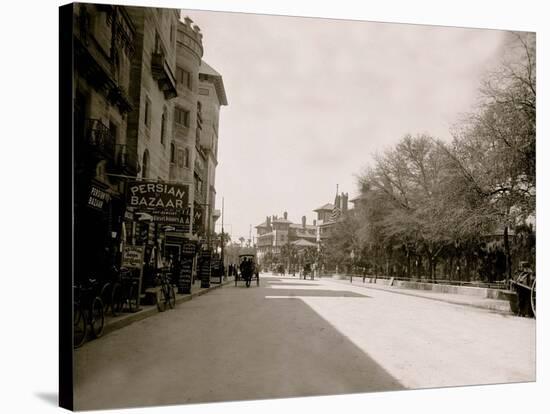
[125,6,179,181]
[72,4,227,287]
[171,17,204,236]
[198,61,228,235]
[73,3,136,280]
[255,212,317,265]
[315,192,349,244]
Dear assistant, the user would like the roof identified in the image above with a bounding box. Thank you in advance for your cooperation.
[313,203,334,212]
[199,61,228,106]
[254,221,268,229]
[289,224,317,230]
[291,239,317,247]
[272,218,292,224]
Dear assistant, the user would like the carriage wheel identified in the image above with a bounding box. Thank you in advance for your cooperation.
[530,279,536,318]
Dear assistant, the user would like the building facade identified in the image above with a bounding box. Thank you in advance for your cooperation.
[73,3,136,281]
[198,61,228,235]
[255,212,317,266]
[73,4,227,289]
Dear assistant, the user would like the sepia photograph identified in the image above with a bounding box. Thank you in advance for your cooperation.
[59,1,535,411]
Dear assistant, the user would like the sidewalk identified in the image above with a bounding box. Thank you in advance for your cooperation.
[102,276,235,337]
[323,276,515,314]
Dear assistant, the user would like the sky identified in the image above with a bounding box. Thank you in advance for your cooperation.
[182,9,508,242]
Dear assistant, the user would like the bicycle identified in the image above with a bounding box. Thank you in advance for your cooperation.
[74,278,105,348]
[111,267,140,314]
[156,269,176,312]
[99,265,122,316]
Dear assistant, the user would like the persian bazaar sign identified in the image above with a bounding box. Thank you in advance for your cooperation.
[127,182,189,211]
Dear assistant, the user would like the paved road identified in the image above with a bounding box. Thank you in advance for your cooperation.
[74,275,535,410]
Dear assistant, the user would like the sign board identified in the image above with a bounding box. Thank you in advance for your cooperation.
[151,209,190,225]
[193,205,204,235]
[199,249,211,288]
[127,181,189,211]
[178,257,194,294]
[87,185,110,211]
[181,240,197,256]
[122,245,145,269]
[210,257,223,284]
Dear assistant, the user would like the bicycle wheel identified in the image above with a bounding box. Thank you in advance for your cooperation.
[128,284,139,313]
[531,279,536,318]
[74,304,87,348]
[90,297,105,338]
[111,283,122,316]
[167,285,176,309]
[100,282,112,313]
[157,286,167,312]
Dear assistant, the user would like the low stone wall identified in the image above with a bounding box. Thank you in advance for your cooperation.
[330,274,513,301]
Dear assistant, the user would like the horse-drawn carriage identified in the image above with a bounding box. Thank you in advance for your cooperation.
[235,253,260,288]
[509,262,536,318]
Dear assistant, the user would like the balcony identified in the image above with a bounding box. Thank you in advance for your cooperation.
[86,119,116,160]
[82,119,134,174]
[151,51,178,99]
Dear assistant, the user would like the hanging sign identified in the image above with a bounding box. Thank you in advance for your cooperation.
[121,245,145,269]
[87,185,110,211]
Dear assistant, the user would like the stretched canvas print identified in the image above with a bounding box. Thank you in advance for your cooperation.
[59,2,536,411]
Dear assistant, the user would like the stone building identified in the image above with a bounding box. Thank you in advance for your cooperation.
[171,17,204,236]
[198,61,228,235]
[125,6,180,181]
[73,4,228,288]
[316,192,349,243]
[255,212,317,265]
[73,3,136,280]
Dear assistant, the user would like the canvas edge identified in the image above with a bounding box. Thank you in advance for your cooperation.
[59,2,75,411]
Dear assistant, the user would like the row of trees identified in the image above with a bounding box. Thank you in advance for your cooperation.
[323,32,535,283]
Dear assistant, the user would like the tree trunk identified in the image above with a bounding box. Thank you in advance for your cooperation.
[407,251,411,279]
[504,225,512,284]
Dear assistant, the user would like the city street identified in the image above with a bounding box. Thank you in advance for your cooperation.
[74,275,535,411]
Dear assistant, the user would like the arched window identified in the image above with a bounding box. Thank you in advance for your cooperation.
[170,142,175,163]
[142,149,149,178]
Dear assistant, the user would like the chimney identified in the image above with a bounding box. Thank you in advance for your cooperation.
[184,16,193,26]
[284,211,288,220]
[302,216,306,228]
[266,216,271,229]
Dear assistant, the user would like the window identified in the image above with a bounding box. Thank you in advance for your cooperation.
[142,150,149,178]
[184,148,190,168]
[170,24,175,44]
[176,67,192,89]
[160,108,167,145]
[177,149,184,167]
[170,142,175,163]
[174,107,190,127]
[144,97,151,128]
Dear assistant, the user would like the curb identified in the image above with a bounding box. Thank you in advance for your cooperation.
[324,278,514,315]
[101,278,233,338]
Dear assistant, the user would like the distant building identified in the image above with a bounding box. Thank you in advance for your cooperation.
[255,212,317,264]
[315,192,349,243]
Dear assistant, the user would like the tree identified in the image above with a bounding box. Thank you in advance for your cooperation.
[446,32,536,281]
